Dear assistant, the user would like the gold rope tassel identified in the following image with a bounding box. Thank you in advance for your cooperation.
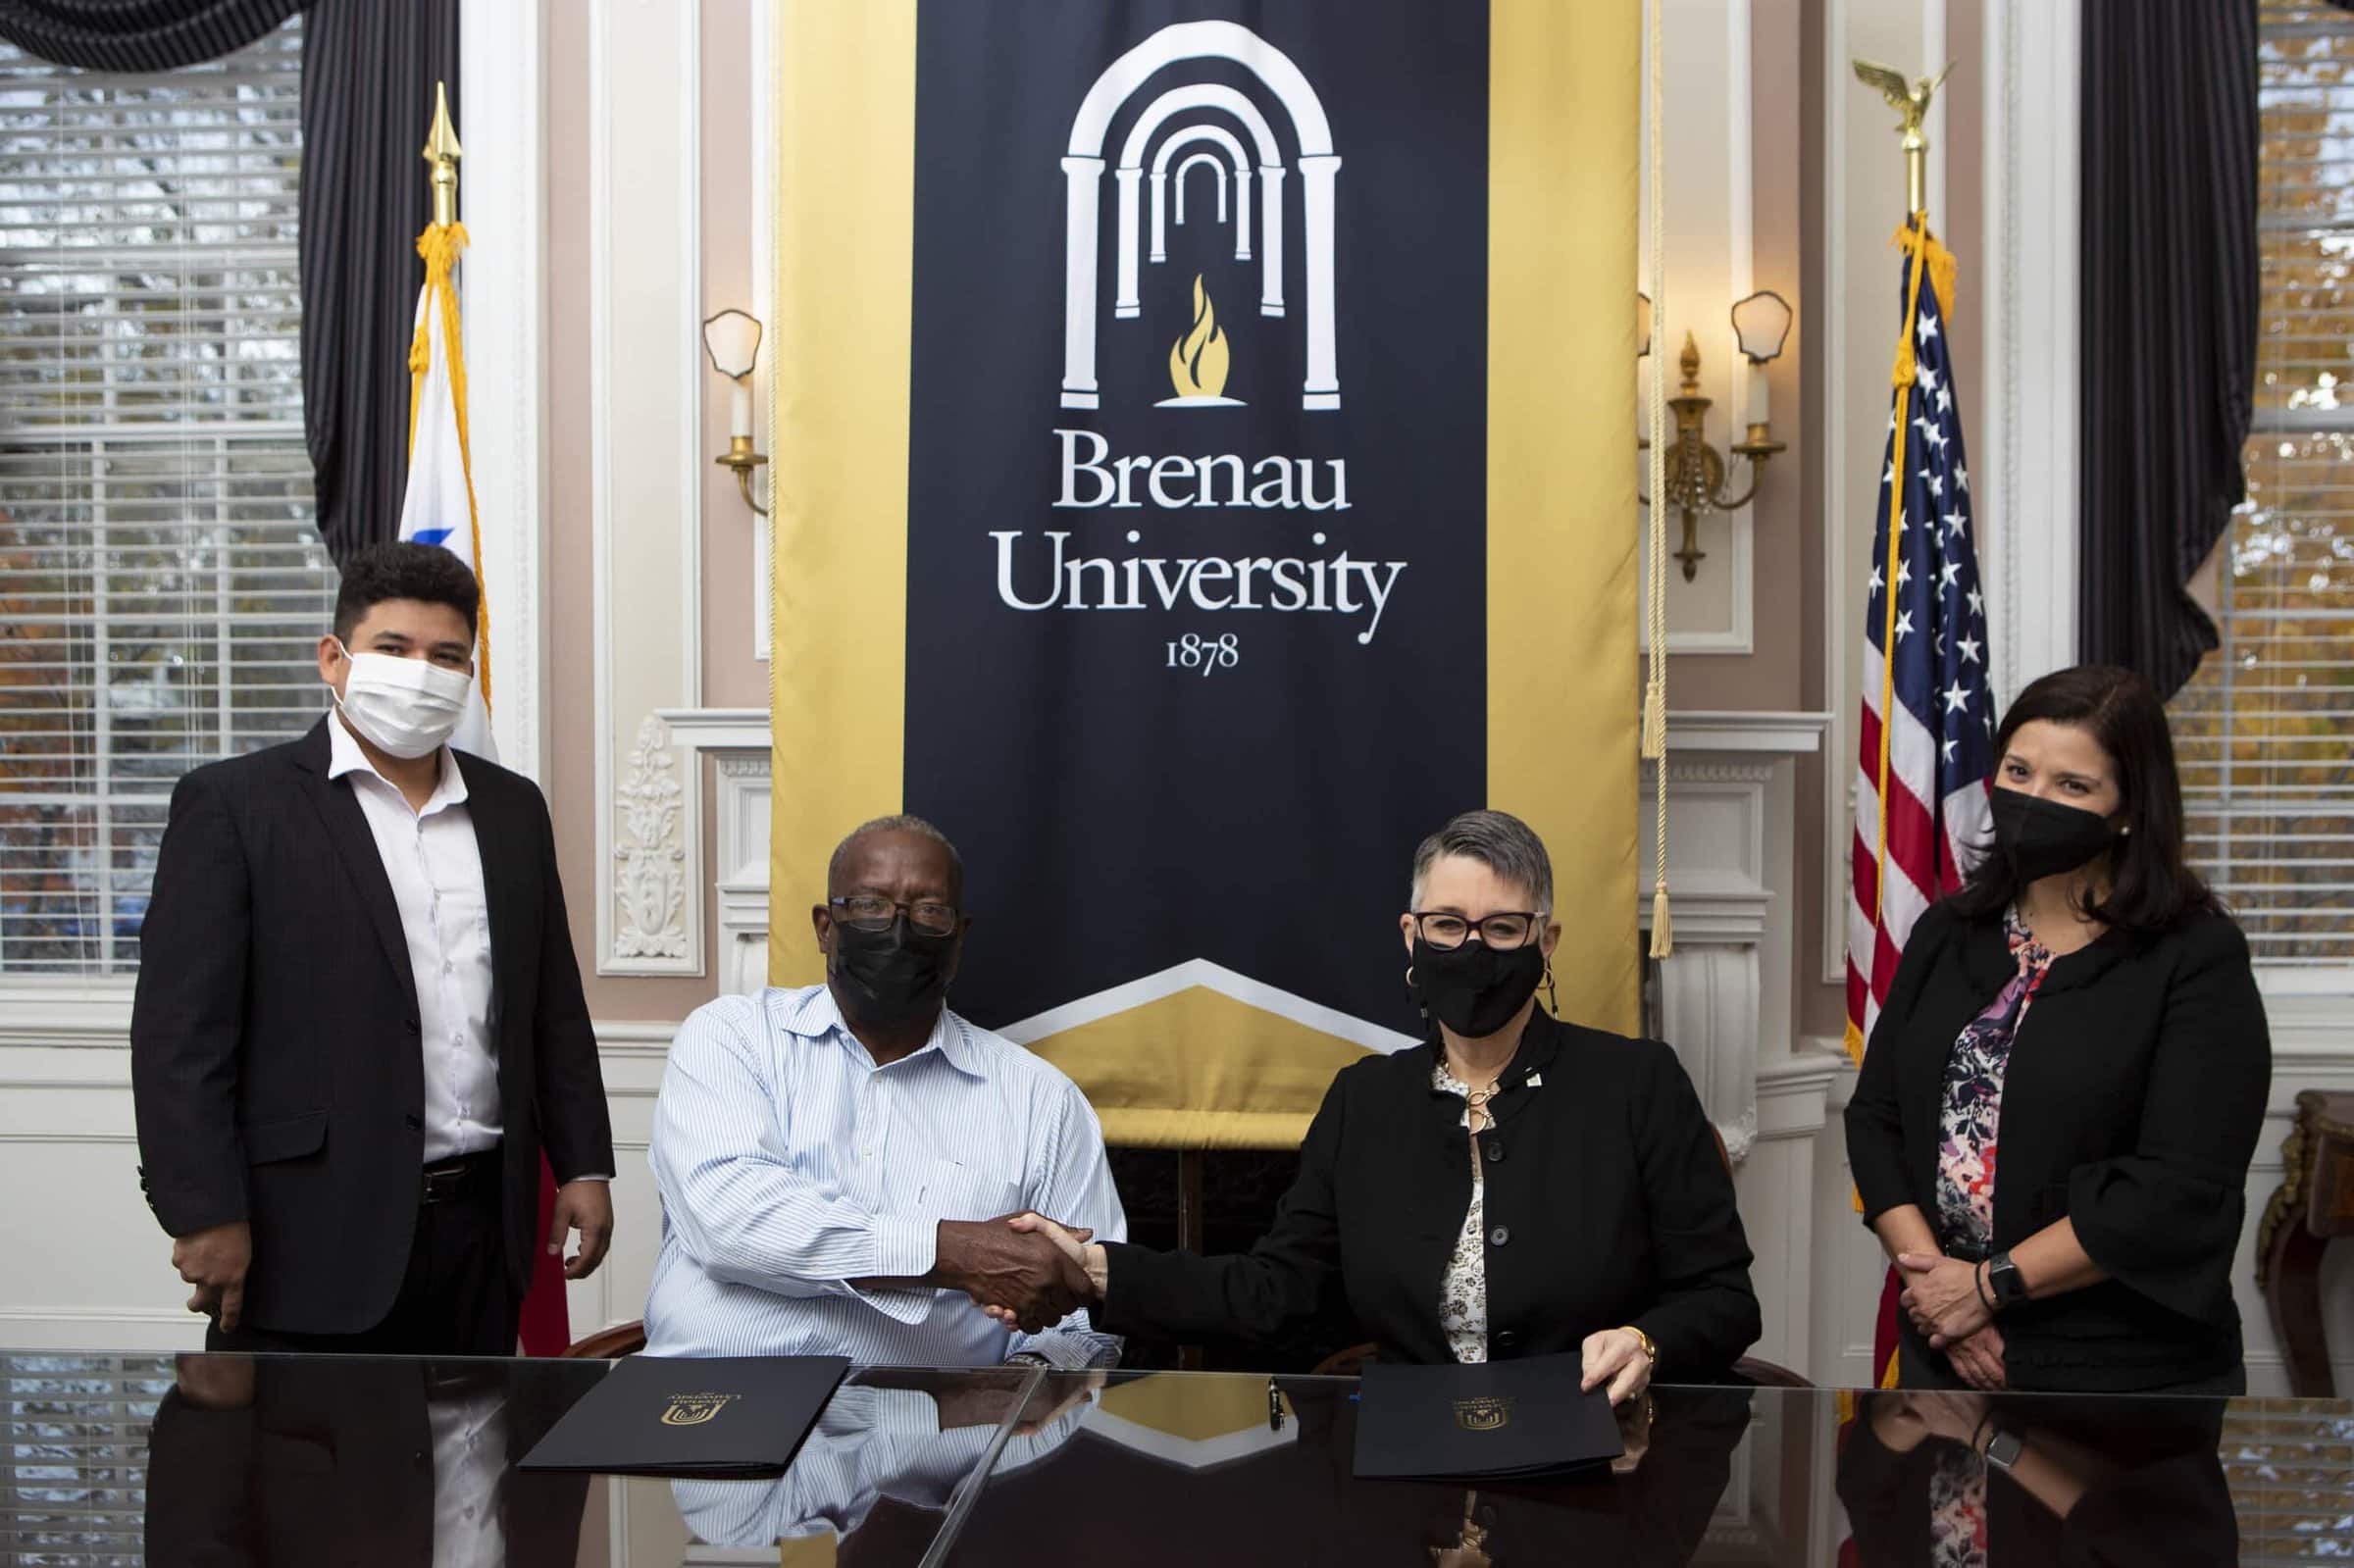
[1641,0,1672,945]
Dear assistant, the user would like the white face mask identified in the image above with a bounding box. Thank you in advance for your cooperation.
[332,642,473,759]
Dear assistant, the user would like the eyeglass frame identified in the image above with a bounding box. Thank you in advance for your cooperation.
[825,895,963,935]
[1407,910,1548,950]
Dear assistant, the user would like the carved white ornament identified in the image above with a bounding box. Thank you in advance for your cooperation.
[614,715,688,959]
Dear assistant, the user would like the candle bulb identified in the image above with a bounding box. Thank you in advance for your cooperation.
[730,379,752,440]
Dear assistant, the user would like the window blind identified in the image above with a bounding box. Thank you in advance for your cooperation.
[0,21,336,978]
[0,1352,167,1567]
[2170,0,2354,969]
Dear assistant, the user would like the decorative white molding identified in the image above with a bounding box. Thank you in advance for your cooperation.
[714,754,774,996]
[1666,710,1830,753]
[1978,0,2081,709]
[0,987,132,1045]
[612,715,691,964]
[656,707,772,752]
[591,0,707,975]
[461,0,551,779]
[1639,714,1819,1181]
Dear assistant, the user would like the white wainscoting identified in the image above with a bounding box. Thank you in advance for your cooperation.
[0,1025,680,1351]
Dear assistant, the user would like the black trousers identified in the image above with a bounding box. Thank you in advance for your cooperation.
[208,1149,519,1356]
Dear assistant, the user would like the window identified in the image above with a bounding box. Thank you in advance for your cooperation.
[0,22,335,978]
[2169,0,2354,970]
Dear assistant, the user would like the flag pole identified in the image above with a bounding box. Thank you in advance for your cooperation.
[425,80,461,228]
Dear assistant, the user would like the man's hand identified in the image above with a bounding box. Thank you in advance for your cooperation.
[1947,1323,2008,1391]
[547,1181,614,1280]
[933,1215,1096,1334]
[1580,1328,1654,1406]
[1897,1251,1992,1346]
[172,1220,251,1333]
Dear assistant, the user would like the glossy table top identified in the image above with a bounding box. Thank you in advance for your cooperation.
[6,1350,2352,1565]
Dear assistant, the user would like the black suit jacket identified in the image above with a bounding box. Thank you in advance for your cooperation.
[143,1356,603,1568]
[1098,1009,1762,1374]
[130,718,615,1335]
[1844,902,2270,1391]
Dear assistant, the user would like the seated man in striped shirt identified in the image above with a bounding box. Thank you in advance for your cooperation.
[643,815,1123,1367]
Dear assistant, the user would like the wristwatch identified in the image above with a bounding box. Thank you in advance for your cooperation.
[1986,1250,2029,1310]
[1982,1426,2024,1474]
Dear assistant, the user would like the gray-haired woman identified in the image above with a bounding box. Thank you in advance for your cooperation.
[999,810,1762,1397]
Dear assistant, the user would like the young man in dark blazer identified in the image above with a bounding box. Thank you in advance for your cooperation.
[131,542,615,1354]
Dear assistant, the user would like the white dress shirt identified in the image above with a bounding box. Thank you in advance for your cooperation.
[642,984,1126,1368]
[328,714,499,1162]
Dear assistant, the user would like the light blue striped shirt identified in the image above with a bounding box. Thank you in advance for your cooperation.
[642,985,1124,1367]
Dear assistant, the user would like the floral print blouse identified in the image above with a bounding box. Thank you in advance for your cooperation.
[1935,909,2057,1253]
[1433,1061,1490,1363]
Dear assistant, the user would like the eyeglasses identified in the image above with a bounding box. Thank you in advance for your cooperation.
[829,896,960,936]
[1410,911,1543,951]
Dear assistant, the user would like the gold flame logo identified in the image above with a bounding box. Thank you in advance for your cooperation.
[1167,275,1231,400]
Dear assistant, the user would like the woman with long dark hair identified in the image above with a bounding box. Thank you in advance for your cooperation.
[1846,665,2270,1393]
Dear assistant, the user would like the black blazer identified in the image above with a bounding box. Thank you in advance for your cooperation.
[130,718,615,1336]
[1098,1008,1762,1373]
[1844,902,2270,1391]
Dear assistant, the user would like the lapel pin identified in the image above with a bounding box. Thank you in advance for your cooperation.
[1526,1072,1543,1088]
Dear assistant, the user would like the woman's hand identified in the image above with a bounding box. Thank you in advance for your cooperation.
[1579,1329,1653,1405]
[1946,1323,2008,1391]
[1896,1251,1992,1346]
[1907,1391,1993,1448]
[981,1214,1106,1326]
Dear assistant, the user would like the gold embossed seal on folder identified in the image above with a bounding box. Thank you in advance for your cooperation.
[1453,1395,1512,1433]
[660,1392,740,1428]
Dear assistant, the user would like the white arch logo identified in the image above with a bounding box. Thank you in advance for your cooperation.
[1058,21,1341,413]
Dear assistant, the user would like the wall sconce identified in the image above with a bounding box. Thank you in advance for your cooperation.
[1637,289,1793,581]
[703,307,768,517]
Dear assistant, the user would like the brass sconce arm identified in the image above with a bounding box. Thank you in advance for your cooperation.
[1635,313,1789,582]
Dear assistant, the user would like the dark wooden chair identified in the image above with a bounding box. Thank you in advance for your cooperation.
[563,1320,647,1358]
[2257,1090,2354,1396]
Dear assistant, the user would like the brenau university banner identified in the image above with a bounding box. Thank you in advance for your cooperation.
[769,1,1639,1146]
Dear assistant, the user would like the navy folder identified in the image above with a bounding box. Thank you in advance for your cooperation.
[1354,1352,1623,1480]
[519,1354,850,1477]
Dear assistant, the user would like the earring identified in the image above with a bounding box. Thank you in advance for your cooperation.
[1543,963,1560,1017]
[1405,965,1416,988]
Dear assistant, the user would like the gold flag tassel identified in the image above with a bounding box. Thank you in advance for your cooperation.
[409,80,489,705]
[1642,0,1672,959]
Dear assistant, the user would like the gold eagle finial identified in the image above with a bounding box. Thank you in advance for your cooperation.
[1851,58,1952,135]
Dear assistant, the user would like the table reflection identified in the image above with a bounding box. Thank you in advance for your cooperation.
[143,1352,605,1568]
[669,1366,1096,1565]
[953,1374,1755,1567]
[1835,1390,2237,1566]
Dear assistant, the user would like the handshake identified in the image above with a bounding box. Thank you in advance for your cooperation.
[929,1212,1104,1335]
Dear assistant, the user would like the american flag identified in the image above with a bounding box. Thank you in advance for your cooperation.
[1844,226,1996,1062]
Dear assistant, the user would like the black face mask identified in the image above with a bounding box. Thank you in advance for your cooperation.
[831,916,956,1027]
[1990,786,2122,884]
[1409,936,1546,1038]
